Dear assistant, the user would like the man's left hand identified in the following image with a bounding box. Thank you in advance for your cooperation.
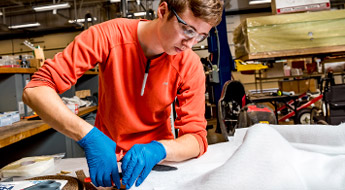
[121,141,166,189]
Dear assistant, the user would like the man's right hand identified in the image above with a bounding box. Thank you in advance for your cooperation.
[77,127,121,188]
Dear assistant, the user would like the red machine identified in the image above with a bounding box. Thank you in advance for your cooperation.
[277,92,323,124]
[218,80,276,137]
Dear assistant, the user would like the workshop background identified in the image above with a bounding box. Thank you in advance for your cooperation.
[1,0,345,169]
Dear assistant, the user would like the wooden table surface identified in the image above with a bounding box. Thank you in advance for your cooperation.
[0,106,97,149]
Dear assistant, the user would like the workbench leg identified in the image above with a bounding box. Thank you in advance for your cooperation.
[293,99,298,124]
[254,71,258,92]
[259,71,263,93]
[271,100,279,123]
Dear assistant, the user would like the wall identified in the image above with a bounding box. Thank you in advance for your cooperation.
[0,31,81,59]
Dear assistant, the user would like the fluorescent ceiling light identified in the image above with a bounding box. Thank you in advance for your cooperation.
[133,12,146,17]
[0,12,2,16]
[8,22,40,29]
[110,0,139,3]
[68,17,97,24]
[33,3,70,12]
[249,0,271,5]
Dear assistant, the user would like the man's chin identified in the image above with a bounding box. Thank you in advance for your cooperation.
[164,47,185,55]
[165,50,178,56]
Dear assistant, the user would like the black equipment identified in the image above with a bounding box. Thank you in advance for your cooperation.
[218,80,276,137]
[238,104,276,129]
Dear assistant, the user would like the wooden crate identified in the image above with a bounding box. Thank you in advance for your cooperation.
[234,9,345,60]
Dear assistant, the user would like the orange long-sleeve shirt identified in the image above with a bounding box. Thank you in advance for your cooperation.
[25,18,208,157]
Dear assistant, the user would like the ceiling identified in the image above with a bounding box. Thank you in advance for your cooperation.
[0,0,344,40]
[0,0,154,40]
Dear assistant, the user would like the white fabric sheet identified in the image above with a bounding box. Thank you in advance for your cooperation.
[40,124,345,190]
[133,124,345,190]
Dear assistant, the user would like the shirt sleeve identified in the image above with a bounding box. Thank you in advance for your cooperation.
[25,24,111,93]
[174,53,208,157]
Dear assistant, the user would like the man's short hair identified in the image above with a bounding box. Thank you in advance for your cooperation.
[160,0,224,27]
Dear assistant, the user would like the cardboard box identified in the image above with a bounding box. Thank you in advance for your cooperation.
[34,48,45,61]
[28,59,43,69]
[75,90,91,99]
[262,62,285,78]
[299,79,318,93]
[272,0,330,15]
[279,78,318,94]
[28,48,45,68]
[278,80,299,93]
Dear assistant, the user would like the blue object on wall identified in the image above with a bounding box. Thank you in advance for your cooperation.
[207,31,218,53]
[208,8,234,104]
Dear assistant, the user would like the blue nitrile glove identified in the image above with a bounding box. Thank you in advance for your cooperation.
[77,127,121,188]
[121,141,166,189]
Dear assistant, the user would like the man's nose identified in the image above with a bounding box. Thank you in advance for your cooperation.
[182,37,197,49]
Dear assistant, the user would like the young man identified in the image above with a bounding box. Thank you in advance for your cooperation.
[22,0,223,188]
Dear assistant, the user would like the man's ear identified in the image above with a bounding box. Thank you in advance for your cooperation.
[157,2,168,19]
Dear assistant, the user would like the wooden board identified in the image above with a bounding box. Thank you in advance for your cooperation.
[0,68,37,74]
[241,45,345,61]
[0,68,99,75]
[0,120,49,148]
[0,106,97,149]
[255,73,324,81]
[84,70,99,75]
[78,106,97,116]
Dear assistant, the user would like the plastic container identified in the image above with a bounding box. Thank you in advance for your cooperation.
[284,64,291,76]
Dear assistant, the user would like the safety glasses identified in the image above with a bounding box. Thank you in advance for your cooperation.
[169,6,207,43]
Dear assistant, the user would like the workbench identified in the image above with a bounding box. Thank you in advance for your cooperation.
[11,124,345,190]
[0,68,98,75]
[0,106,97,149]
